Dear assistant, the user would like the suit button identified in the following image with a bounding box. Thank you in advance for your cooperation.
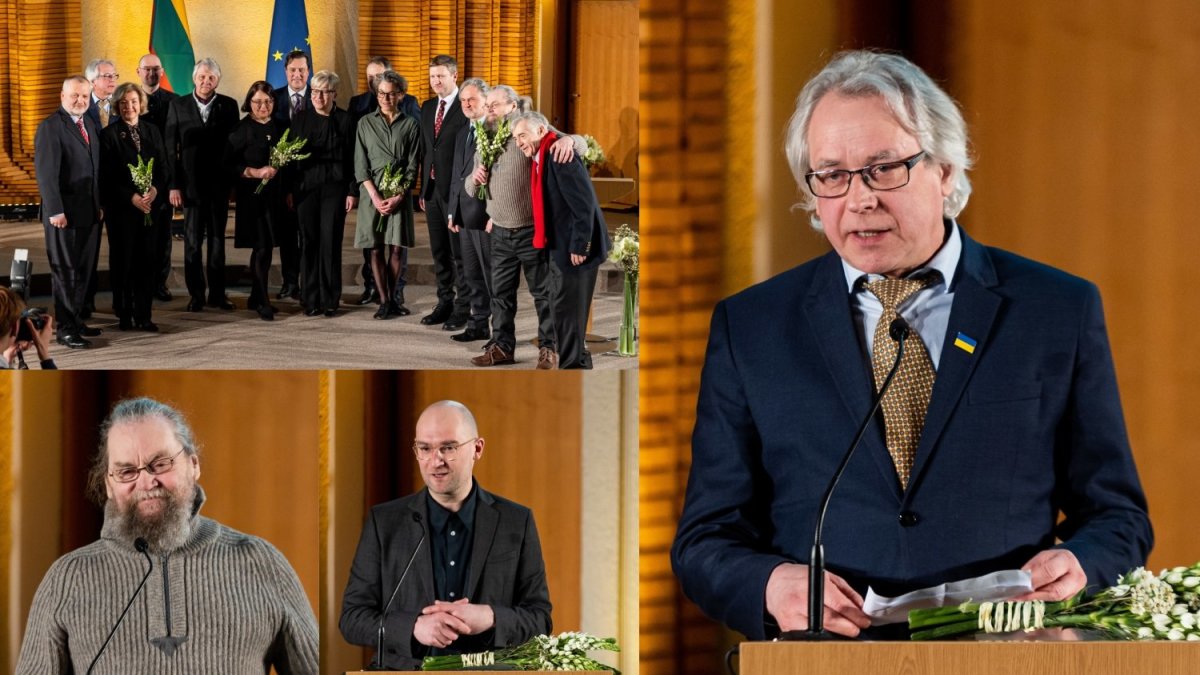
[898,511,919,527]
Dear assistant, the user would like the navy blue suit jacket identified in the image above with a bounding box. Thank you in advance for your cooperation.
[671,226,1153,639]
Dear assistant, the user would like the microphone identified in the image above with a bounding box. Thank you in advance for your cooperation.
[783,317,911,640]
[88,538,154,674]
[371,512,426,670]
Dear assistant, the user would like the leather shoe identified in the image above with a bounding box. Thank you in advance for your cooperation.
[56,334,91,349]
[536,347,559,370]
[304,308,322,317]
[208,297,235,311]
[80,325,102,337]
[421,302,453,325]
[393,303,411,316]
[357,288,379,305]
[471,343,515,367]
[154,286,173,301]
[118,317,133,331]
[452,327,490,343]
[187,298,205,312]
[324,309,337,318]
[277,283,300,300]
[257,305,276,321]
[442,312,469,331]
[374,303,397,320]
[135,321,159,332]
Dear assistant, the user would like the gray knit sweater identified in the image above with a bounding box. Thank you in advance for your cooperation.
[475,133,586,229]
[15,490,318,674]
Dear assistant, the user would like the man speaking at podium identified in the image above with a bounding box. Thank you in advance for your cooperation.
[340,401,552,669]
[15,398,318,673]
[671,51,1152,640]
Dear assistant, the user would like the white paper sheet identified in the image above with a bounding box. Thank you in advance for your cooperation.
[862,569,1033,625]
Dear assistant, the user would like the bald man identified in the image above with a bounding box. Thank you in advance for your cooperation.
[339,401,551,670]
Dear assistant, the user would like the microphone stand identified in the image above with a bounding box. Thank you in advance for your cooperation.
[783,318,910,641]
[88,538,153,674]
[371,512,425,671]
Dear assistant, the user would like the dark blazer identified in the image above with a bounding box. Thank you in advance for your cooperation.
[98,120,170,221]
[164,92,239,201]
[141,88,178,133]
[350,91,420,126]
[289,107,356,196]
[339,484,552,670]
[671,226,1153,640]
[84,96,115,131]
[33,109,100,227]
[272,86,314,125]
[537,154,611,270]
[419,93,467,201]
[447,125,488,231]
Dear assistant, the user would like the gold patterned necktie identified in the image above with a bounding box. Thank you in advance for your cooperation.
[864,273,940,489]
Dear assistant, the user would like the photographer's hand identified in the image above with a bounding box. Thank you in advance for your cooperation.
[30,315,53,362]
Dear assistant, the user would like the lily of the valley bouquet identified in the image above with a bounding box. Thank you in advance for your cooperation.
[473,118,510,200]
[373,162,412,232]
[581,135,605,169]
[607,225,639,279]
[421,632,620,671]
[127,156,155,226]
[256,129,310,194]
[908,562,1200,641]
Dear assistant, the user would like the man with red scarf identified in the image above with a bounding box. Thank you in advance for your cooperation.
[512,111,611,369]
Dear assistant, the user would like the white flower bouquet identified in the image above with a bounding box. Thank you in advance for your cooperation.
[373,162,412,232]
[581,135,605,169]
[256,128,311,194]
[474,118,511,200]
[127,155,155,226]
[420,631,620,671]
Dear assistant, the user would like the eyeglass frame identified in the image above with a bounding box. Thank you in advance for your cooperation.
[107,448,188,483]
[412,437,479,461]
[804,150,928,199]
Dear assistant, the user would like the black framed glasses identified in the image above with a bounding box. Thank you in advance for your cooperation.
[108,449,186,483]
[805,150,927,198]
[413,438,478,461]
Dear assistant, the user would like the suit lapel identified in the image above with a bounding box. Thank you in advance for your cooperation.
[403,498,436,605]
[60,111,89,150]
[803,253,902,500]
[905,233,1001,498]
[465,488,499,600]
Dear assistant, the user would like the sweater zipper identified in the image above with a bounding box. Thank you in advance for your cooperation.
[161,553,172,636]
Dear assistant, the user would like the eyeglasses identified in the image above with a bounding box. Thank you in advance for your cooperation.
[96,72,120,80]
[376,90,401,99]
[108,449,186,483]
[138,66,162,72]
[311,89,335,97]
[412,438,478,461]
[805,150,927,198]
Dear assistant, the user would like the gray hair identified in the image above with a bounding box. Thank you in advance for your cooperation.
[193,57,222,80]
[460,78,489,97]
[62,75,91,91]
[785,50,973,229]
[87,397,201,505]
[490,84,519,106]
[378,70,406,92]
[311,69,340,90]
[85,59,115,82]
[511,110,549,132]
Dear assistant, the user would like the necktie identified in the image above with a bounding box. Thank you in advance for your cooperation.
[99,99,110,127]
[435,99,446,137]
[292,93,303,117]
[865,273,940,489]
[128,124,142,153]
[76,118,89,145]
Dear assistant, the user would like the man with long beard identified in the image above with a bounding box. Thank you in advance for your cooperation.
[15,398,318,674]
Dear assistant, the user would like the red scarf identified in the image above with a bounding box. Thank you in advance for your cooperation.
[530,130,558,249]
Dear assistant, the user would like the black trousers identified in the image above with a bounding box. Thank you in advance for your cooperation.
[460,227,492,330]
[109,214,158,323]
[155,205,173,289]
[248,247,273,309]
[489,226,553,353]
[183,196,228,303]
[297,184,346,311]
[43,221,99,336]
[552,260,599,369]
[276,206,300,288]
[424,189,469,310]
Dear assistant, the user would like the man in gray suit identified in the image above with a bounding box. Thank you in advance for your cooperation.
[339,400,551,670]
[446,78,492,343]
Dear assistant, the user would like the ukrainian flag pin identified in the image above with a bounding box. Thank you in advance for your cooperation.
[953,332,977,354]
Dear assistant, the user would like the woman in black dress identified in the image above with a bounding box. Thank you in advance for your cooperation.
[99,82,169,332]
[225,81,286,320]
[291,70,357,317]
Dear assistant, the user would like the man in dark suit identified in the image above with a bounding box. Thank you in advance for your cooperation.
[671,51,1153,640]
[165,57,239,311]
[137,53,179,302]
[34,76,103,348]
[84,59,118,130]
[269,49,313,301]
[514,112,611,369]
[349,57,421,307]
[446,78,492,343]
[339,401,551,670]
[419,55,471,330]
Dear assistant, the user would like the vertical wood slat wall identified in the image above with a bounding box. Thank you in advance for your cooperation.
[640,0,727,673]
[357,0,535,104]
[0,0,82,202]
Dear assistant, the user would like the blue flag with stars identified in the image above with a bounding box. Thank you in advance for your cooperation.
[265,0,311,89]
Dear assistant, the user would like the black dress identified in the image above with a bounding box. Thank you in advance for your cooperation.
[225,116,287,310]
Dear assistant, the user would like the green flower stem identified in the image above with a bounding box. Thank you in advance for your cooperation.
[911,618,983,641]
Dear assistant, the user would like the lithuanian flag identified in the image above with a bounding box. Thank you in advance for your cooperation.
[149,0,196,95]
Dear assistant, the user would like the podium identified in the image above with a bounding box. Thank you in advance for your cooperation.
[740,641,1200,675]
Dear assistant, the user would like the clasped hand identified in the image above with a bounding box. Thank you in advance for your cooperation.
[412,599,494,648]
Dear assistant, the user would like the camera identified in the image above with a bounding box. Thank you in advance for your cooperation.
[16,307,47,343]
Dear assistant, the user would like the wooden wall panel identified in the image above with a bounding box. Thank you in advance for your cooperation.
[949,1,1200,572]
[571,0,638,180]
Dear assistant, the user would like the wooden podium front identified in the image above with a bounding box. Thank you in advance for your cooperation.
[740,641,1200,675]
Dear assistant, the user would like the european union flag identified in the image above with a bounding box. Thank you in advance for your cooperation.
[264,0,311,89]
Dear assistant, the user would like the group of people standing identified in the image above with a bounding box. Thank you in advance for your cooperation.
[34,51,612,368]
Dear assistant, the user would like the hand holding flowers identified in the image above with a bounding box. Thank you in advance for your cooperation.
[256,129,310,194]
[127,155,155,225]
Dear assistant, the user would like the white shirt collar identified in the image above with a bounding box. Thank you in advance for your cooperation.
[289,85,308,97]
[438,88,459,108]
[841,219,962,292]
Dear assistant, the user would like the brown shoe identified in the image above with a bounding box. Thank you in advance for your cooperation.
[471,343,515,367]
[536,347,559,370]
